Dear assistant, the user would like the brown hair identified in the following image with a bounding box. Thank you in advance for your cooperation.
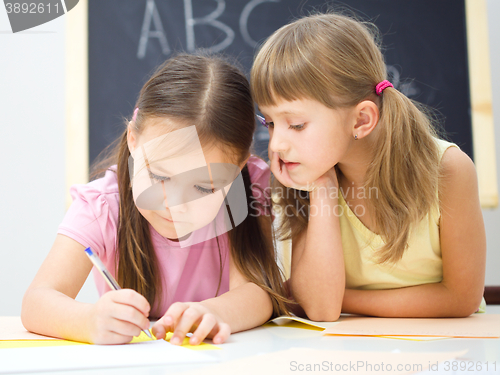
[94,53,289,317]
[251,13,441,264]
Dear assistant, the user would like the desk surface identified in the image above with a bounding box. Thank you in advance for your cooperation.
[3,307,500,375]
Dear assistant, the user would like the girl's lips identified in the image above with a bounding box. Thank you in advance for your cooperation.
[161,215,184,224]
[280,158,300,171]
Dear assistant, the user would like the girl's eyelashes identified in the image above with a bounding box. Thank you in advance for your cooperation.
[289,124,305,131]
[257,114,305,130]
[150,169,215,195]
[262,121,304,130]
[149,170,170,182]
[195,185,215,194]
[148,168,215,195]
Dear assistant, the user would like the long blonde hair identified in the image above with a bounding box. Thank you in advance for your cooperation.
[251,13,441,264]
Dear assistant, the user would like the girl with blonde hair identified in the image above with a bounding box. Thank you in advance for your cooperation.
[251,13,486,320]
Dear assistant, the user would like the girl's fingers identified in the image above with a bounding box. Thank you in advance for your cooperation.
[111,304,150,332]
[211,322,231,345]
[108,317,143,338]
[110,289,151,317]
[151,324,166,340]
[152,303,190,342]
[151,315,174,339]
[151,302,229,346]
[269,152,282,181]
[270,150,310,191]
[93,330,134,345]
[170,307,202,345]
[189,314,217,345]
[163,303,190,325]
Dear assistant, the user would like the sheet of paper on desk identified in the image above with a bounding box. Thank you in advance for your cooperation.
[323,314,500,338]
[0,317,57,340]
[0,339,216,373]
[270,315,341,329]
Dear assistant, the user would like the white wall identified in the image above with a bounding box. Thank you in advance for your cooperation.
[0,2,499,317]
[0,9,97,317]
[483,0,500,285]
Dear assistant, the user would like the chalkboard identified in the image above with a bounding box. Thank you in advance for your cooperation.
[88,0,472,165]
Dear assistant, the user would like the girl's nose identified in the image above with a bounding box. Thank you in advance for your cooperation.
[268,127,289,153]
[168,201,188,215]
[163,193,188,213]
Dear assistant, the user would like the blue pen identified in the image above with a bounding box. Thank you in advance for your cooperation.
[84,247,153,339]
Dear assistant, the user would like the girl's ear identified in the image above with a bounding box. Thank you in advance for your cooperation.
[352,100,380,140]
[127,121,138,153]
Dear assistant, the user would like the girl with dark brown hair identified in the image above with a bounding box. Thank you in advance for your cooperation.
[22,54,288,345]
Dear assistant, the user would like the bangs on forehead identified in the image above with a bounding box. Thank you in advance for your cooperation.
[251,24,324,107]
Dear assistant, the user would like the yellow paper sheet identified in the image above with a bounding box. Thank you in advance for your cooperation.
[323,314,500,338]
[131,331,219,351]
[375,335,449,341]
[0,317,218,351]
[270,315,340,330]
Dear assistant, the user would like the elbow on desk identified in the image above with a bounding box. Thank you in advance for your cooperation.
[441,289,484,318]
[303,306,341,322]
[20,289,37,333]
[448,298,483,318]
[445,305,478,318]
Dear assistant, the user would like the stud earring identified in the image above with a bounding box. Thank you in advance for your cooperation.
[354,134,358,140]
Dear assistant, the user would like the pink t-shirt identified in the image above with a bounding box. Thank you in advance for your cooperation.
[58,156,270,317]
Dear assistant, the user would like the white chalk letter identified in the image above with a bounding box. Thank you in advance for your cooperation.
[184,0,234,52]
[240,0,279,48]
[137,0,171,59]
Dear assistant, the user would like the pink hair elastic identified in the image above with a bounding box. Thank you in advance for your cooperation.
[132,107,139,122]
[375,80,393,96]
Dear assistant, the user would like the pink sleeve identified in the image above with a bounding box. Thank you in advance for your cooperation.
[57,170,120,260]
[247,155,272,216]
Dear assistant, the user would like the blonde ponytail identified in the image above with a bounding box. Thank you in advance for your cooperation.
[366,87,440,263]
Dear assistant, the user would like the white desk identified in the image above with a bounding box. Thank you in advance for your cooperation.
[11,306,498,375]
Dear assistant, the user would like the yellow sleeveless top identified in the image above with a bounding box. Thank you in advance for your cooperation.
[338,138,486,312]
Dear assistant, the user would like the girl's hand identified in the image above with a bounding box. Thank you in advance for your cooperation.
[88,289,151,345]
[312,167,339,190]
[309,167,339,202]
[152,302,231,346]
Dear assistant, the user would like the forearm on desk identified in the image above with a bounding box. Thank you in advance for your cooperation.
[289,196,345,322]
[22,287,93,342]
[342,282,483,318]
[199,281,274,333]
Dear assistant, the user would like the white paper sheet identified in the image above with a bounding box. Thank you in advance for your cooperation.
[0,317,57,340]
[0,339,216,373]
